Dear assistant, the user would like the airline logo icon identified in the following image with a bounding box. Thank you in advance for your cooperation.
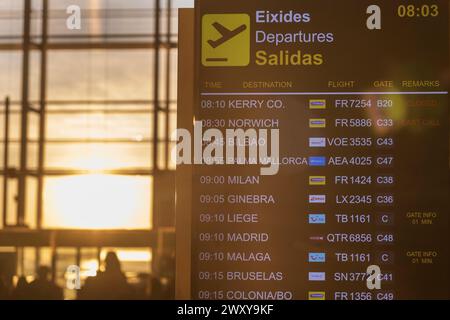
[309,176,326,185]
[202,14,250,66]
[309,99,326,109]
[309,156,326,166]
[308,291,326,300]
[309,137,326,147]
[309,118,326,128]
[308,272,326,281]
[308,252,326,262]
[309,235,325,242]
[309,213,326,224]
[309,195,326,203]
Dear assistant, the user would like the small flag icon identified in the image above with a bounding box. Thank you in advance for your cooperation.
[309,137,326,147]
[308,252,326,262]
[309,118,326,128]
[309,156,326,166]
[308,291,326,300]
[309,176,326,185]
[309,195,326,203]
[309,213,326,224]
[309,235,325,242]
[308,272,326,281]
[309,99,326,109]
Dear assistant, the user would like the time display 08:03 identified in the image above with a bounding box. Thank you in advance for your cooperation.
[397,4,439,17]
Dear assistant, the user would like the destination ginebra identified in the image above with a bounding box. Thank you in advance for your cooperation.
[254,10,334,66]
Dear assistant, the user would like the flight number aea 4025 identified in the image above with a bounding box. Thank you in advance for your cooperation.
[329,156,394,167]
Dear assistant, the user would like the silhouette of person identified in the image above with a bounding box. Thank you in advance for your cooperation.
[134,273,150,299]
[0,276,9,300]
[11,276,30,300]
[149,276,163,300]
[28,266,63,300]
[78,251,133,300]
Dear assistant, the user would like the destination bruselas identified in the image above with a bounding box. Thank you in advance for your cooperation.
[225,271,283,281]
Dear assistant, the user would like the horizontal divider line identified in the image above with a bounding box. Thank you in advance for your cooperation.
[201,91,449,96]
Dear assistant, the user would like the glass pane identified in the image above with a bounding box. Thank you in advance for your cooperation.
[47,50,153,101]
[48,0,155,41]
[43,175,152,229]
[45,143,152,170]
[47,113,152,141]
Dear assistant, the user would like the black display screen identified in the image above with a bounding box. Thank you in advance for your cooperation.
[189,0,449,300]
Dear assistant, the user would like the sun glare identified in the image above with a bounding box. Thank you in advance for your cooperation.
[66,146,135,171]
[43,174,152,229]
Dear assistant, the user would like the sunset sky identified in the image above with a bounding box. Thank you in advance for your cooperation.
[0,0,189,229]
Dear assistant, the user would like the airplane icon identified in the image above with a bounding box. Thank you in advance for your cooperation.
[207,22,247,48]
[202,13,250,66]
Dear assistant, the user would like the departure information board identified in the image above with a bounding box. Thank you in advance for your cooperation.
[188,0,449,300]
